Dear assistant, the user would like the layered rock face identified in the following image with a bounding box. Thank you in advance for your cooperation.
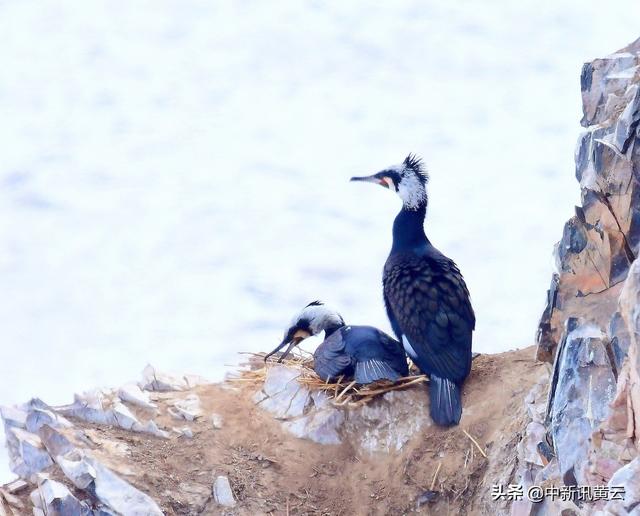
[0,367,222,515]
[533,37,640,515]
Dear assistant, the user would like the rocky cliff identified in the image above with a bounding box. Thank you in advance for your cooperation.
[531,37,640,515]
[3,37,640,516]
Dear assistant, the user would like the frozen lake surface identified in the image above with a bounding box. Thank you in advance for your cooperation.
[1,0,639,481]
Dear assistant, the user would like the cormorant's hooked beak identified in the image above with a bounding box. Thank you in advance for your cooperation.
[264,329,311,363]
[350,173,392,189]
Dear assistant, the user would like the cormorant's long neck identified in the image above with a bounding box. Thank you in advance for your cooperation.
[391,204,428,253]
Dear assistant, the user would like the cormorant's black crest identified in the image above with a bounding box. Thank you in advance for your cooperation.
[403,154,428,185]
[306,300,324,307]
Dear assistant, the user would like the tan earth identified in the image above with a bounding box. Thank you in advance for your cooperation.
[3,346,546,515]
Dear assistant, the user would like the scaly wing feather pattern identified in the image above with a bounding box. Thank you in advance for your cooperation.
[383,250,474,383]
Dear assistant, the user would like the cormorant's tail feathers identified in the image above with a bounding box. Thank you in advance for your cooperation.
[355,359,402,384]
[429,376,462,427]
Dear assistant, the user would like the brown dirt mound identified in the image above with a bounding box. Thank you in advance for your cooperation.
[3,346,545,515]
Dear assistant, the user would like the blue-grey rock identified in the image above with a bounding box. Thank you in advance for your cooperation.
[344,390,430,454]
[34,479,92,516]
[212,475,236,508]
[140,364,188,391]
[117,383,157,412]
[55,451,163,515]
[550,324,616,485]
[55,389,169,438]
[170,394,203,421]
[254,364,431,453]
[0,406,28,430]
[600,457,640,516]
[86,456,163,516]
[538,38,640,364]
[253,365,310,419]
[25,407,73,434]
[6,427,53,480]
[38,424,76,457]
[283,406,344,445]
[609,311,631,376]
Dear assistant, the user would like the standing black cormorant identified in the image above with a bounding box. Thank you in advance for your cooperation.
[264,301,409,384]
[351,154,475,426]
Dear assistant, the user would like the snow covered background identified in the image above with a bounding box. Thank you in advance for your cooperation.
[1,0,639,481]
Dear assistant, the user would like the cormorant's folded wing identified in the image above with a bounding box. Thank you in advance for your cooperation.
[373,329,410,377]
[384,254,474,382]
[313,333,353,381]
[355,358,403,384]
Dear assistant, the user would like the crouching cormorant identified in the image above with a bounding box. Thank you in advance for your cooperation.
[264,301,409,384]
[351,154,475,426]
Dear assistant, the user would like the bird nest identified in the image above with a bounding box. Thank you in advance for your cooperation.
[229,350,428,407]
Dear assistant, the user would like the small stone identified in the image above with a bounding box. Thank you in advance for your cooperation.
[4,479,28,494]
[136,419,171,439]
[210,413,223,429]
[415,490,439,507]
[141,365,188,392]
[170,394,203,421]
[111,402,141,431]
[212,476,236,507]
[173,427,194,438]
[117,383,157,411]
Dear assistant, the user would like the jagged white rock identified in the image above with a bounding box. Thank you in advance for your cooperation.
[213,475,236,507]
[0,406,28,429]
[173,426,194,438]
[254,365,431,452]
[7,427,53,479]
[253,365,310,419]
[55,450,163,515]
[55,389,170,438]
[170,394,203,421]
[141,364,189,391]
[32,478,91,515]
[117,382,158,411]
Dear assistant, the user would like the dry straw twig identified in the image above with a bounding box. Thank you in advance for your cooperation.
[462,429,487,458]
[229,350,429,407]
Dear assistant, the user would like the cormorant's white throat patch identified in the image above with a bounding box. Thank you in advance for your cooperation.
[398,171,427,210]
[386,162,427,210]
